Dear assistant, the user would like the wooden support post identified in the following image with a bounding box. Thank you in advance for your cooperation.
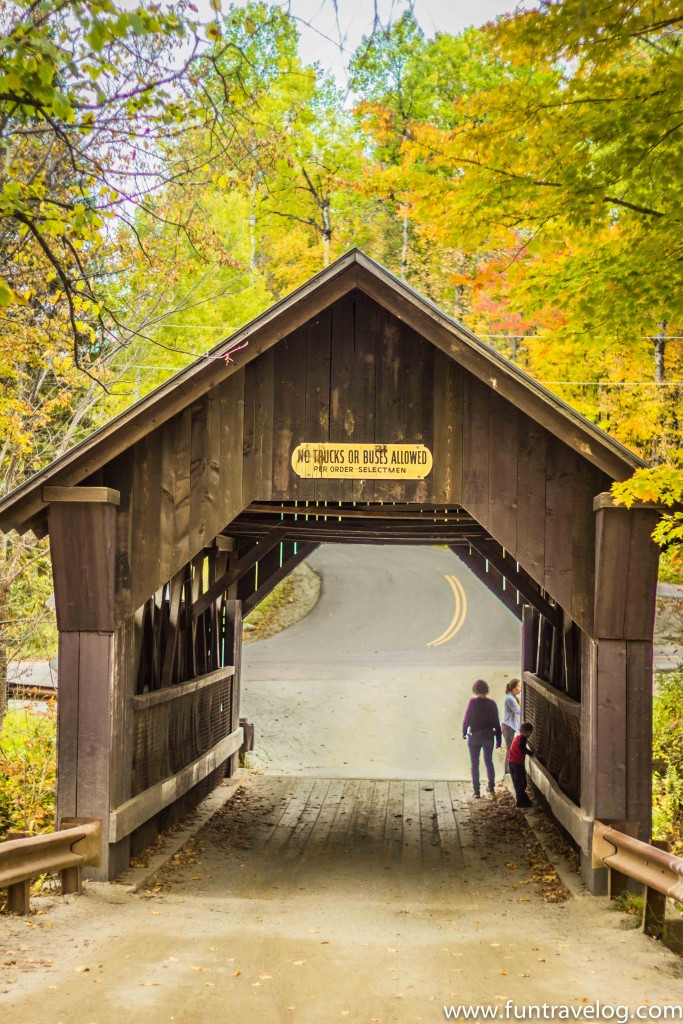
[7,880,30,915]
[47,489,134,881]
[224,595,242,777]
[643,841,669,939]
[521,605,538,676]
[580,494,662,893]
[521,604,536,722]
[60,866,82,896]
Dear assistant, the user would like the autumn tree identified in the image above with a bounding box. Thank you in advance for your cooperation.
[403,6,682,373]
[368,1,683,557]
[106,1,374,406]
[0,0,301,717]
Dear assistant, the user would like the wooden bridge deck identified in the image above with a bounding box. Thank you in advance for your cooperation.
[199,775,498,879]
[267,777,477,863]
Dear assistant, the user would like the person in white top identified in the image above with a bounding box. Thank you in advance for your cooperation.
[502,679,521,774]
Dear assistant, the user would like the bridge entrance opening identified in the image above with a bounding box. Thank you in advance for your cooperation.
[240,542,522,782]
[0,250,662,891]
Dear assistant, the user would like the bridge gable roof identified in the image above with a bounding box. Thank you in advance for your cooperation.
[0,248,642,534]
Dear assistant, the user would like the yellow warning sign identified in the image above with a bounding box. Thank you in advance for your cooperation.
[291,443,433,479]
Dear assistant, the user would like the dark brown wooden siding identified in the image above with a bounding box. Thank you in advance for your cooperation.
[104,370,248,619]
[99,290,610,633]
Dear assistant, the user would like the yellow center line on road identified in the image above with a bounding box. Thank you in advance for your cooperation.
[426,574,468,648]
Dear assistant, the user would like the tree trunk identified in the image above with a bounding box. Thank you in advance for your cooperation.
[401,210,409,281]
[321,199,332,268]
[652,322,667,464]
[453,284,463,318]
[653,322,666,384]
[249,178,259,271]
[0,532,8,727]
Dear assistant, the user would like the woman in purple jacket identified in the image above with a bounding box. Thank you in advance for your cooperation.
[462,679,502,798]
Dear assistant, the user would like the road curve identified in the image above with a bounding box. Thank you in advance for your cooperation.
[244,544,521,674]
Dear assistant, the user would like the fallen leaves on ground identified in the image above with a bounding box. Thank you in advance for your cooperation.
[470,789,570,903]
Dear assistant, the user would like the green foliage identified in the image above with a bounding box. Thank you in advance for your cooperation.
[5,541,58,660]
[657,552,683,586]
[613,467,683,508]
[0,0,198,362]
[611,891,645,926]
[613,469,683,565]
[652,670,683,854]
[653,765,683,856]
[0,704,57,837]
[346,0,683,545]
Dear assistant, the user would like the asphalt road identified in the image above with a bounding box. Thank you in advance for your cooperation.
[242,545,522,780]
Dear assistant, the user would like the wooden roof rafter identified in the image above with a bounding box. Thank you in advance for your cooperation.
[221,500,486,547]
[213,501,563,628]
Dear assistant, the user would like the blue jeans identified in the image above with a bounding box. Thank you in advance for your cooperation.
[467,730,495,795]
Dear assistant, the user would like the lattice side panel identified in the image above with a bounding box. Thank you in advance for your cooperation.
[524,685,581,805]
[131,677,233,795]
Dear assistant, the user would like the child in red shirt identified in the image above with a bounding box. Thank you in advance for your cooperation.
[508,722,534,808]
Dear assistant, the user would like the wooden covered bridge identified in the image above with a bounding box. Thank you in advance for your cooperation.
[0,250,662,890]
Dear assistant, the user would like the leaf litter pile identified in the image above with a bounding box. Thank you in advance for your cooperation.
[201,782,285,852]
[471,788,571,904]
[148,781,282,894]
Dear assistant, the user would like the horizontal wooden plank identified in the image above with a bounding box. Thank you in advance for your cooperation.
[109,727,243,843]
[245,503,473,522]
[526,757,593,854]
[43,486,120,506]
[227,527,485,544]
[523,671,581,718]
[131,667,235,710]
[593,492,665,512]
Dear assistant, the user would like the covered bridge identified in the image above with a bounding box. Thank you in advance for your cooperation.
[0,250,662,890]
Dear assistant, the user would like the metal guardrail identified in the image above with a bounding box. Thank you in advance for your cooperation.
[593,821,683,952]
[0,817,102,915]
[593,821,683,901]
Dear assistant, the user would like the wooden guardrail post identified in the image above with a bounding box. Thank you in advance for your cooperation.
[59,817,98,895]
[593,821,683,954]
[1,818,102,915]
[5,862,83,914]
[60,866,82,895]
[7,880,30,915]
[6,833,31,915]
[643,840,669,939]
